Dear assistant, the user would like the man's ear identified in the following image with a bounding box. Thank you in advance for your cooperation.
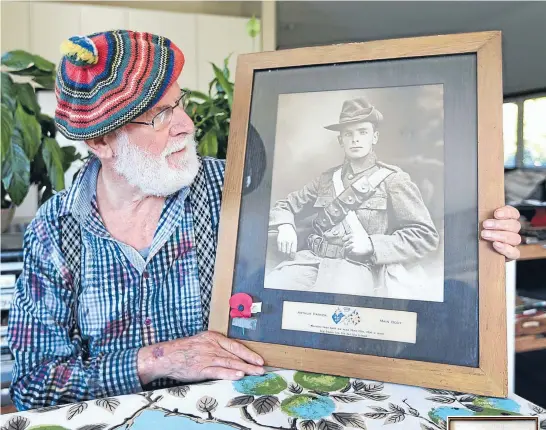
[85,133,115,159]
[372,130,379,145]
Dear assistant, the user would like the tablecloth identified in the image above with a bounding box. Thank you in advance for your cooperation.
[2,369,545,430]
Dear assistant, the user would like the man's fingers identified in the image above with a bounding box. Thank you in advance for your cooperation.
[494,205,520,221]
[493,242,520,261]
[481,230,521,246]
[211,356,264,376]
[289,239,297,254]
[483,218,521,233]
[216,336,264,366]
[200,367,246,381]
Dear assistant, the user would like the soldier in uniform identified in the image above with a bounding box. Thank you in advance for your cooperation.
[265,97,440,297]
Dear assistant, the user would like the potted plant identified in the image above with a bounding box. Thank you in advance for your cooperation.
[1,50,81,232]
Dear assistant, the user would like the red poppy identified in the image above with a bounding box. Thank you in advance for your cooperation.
[230,293,253,318]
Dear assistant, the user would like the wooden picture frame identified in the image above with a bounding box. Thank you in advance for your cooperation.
[210,31,507,397]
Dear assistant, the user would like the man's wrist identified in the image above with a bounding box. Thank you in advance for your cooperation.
[137,344,166,385]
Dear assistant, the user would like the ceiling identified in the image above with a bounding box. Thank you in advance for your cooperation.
[276,1,546,95]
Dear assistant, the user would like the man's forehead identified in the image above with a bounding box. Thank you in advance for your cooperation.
[341,122,375,131]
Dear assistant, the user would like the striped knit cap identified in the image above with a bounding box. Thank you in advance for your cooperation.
[54,30,185,140]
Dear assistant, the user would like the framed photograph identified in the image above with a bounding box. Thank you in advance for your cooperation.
[447,416,538,430]
[210,31,507,397]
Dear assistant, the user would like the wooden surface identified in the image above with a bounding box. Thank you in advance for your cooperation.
[517,244,546,261]
[210,31,507,397]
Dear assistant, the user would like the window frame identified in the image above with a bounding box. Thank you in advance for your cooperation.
[503,90,546,170]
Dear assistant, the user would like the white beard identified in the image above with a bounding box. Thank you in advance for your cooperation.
[113,130,200,197]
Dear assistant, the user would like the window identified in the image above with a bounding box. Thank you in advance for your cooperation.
[503,94,546,169]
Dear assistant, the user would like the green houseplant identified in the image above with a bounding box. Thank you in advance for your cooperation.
[186,16,260,159]
[1,50,81,230]
[185,56,234,160]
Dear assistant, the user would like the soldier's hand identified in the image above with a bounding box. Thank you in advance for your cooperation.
[343,233,373,257]
[277,224,298,255]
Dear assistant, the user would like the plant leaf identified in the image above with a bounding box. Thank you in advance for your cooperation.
[198,129,218,157]
[384,414,405,425]
[167,386,189,398]
[288,383,303,394]
[424,388,454,395]
[352,381,364,391]
[369,406,388,413]
[61,145,81,171]
[33,75,56,90]
[10,66,52,77]
[226,395,254,407]
[421,424,436,430]
[388,403,405,414]
[252,395,279,415]
[531,404,546,414]
[362,383,384,393]
[67,402,88,420]
[426,396,455,404]
[3,142,30,205]
[408,406,420,417]
[246,16,261,39]
[15,83,40,114]
[356,392,389,401]
[331,394,363,403]
[1,72,16,110]
[1,104,13,164]
[42,137,65,190]
[95,397,120,413]
[14,103,41,160]
[31,54,55,72]
[317,419,342,430]
[1,50,36,71]
[465,404,484,412]
[458,395,476,403]
[212,63,233,106]
[76,425,109,430]
[3,416,29,430]
[188,90,211,102]
[300,420,317,430]
[331,412,367,428]
[197,396,218,413]
[363,413,387,419]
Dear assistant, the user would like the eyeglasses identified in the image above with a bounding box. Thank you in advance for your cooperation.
[130,90,191,131]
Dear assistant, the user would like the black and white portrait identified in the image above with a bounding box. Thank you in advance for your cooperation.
[263,86,445,302]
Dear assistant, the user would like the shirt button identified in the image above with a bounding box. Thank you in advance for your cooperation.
[145,318,152,326]
[143,271,150,279]
[347,196,354,203]
[347,174,354,180]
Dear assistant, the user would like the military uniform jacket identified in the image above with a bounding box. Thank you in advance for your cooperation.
[268,152,440,291]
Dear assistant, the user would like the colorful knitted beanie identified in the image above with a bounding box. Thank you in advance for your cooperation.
[54,30,185,140]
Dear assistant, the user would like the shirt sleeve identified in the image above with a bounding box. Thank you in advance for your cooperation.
[269,176,321,229]
[8,221,143,411]
[368,171,440,265]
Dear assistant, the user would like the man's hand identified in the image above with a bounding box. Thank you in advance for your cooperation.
[277,224,298,255]
[342,233,373,257]
[481,205,522,261]
[137,331,264,385]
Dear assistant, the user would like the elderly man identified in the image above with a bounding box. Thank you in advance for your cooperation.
[8,30,522,410]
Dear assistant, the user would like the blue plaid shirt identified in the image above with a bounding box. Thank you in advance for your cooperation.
[8,155,225,411]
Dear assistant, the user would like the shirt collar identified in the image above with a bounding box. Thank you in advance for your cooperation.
[59,155,100,219]
[342,151,378,176]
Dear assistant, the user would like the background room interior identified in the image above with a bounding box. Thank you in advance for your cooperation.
[1,0,545,415]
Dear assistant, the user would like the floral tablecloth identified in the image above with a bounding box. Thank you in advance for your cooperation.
[2,369,545,430]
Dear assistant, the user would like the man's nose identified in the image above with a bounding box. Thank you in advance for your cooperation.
[170,108,194,137]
